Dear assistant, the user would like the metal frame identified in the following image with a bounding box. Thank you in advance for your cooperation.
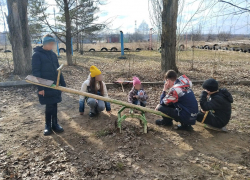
[117,106,147,133]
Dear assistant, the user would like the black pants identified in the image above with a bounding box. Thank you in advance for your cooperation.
[158,104,182,124]
[197,112,225,128]
[45,103,57,120]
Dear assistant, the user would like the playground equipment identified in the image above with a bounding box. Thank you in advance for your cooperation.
[25,65,173,133]
[26,65,228,133]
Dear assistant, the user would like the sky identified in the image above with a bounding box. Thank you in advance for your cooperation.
[0,0,250,34]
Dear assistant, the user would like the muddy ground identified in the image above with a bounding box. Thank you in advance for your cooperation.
[0,82,250,180]
[0,50,250,179]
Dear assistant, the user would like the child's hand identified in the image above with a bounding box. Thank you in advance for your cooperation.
[38,90,45,96]
[133,95,139,99]
[201,109,206,114]
[163,81,170,91]
[155,104,160,111]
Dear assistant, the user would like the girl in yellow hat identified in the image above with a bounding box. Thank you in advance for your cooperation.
[79,66,111,117]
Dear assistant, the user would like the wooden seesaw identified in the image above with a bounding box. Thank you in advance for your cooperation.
[25,65,173,133]
[26,65,228,133]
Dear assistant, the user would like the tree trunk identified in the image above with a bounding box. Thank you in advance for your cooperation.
[6,0,32,75]
[161,0,178,73]
[64,0,73,66]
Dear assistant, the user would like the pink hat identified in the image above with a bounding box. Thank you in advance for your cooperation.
[133,76,141,86]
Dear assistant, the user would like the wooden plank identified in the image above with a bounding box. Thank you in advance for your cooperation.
[25,75,173,119]
[25,75,54,87]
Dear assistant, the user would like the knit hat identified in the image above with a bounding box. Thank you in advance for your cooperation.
[133,77,141,86]
[202,78,218,92]
[90,65,102,77]
[42,36,56,45]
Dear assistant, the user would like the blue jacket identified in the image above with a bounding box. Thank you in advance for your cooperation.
[32,46,66,105]
[160,75,198,125]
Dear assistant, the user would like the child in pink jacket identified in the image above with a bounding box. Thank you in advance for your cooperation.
[128,77,148,107]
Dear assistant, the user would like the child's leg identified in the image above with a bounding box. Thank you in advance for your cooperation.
[51,103,64,132]
[197,111,225,128]
[87,98,97,113]
[140,101,147,107]
[79,99,85,113]
[96,100,105,113]
[156,105,180,125]
[132,100,139,105]
[44,104,54,135]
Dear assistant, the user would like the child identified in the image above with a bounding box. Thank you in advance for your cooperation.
[196,79,233,128]
[155,70,198,131]
[79,66,111,117]
[32,34,66,136]
[128,77,148,107]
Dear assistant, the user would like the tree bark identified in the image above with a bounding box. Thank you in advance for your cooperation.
[6,0,32,75]
[161,0,178,73]
[64,0,73,66]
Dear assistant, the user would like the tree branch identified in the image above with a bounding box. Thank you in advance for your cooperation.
[219,0,250,13]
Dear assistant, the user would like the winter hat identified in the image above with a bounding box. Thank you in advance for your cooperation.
[202,78,218,92]
[133,77,141,86]
[90,65,102,77]
[42,36,55,45]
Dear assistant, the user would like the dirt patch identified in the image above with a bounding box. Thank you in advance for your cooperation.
[0,83,250,179]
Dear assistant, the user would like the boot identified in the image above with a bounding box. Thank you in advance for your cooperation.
[44,115,52,136]
[52,117,64,133]
[176,124,193,131]
[155,119,173,126]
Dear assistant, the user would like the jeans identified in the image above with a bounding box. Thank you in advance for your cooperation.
[87,98,105,114]
[157,104,182,124]
[132,100,147,107]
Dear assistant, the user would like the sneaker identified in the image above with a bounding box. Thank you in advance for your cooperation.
[176,124,193,131]
[155,119,173,126]
[89,112,96,117]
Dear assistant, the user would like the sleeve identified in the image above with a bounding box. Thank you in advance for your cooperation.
[79,82,87,101]
[200,91,222,111]
[160,88,178,105]
[138,90,148,101]
[103,82,109,98]
[56,58,66,87]
[102,83,111,111]
[128,90,134,103]
[79,82,88,113]
[32,53,44,91]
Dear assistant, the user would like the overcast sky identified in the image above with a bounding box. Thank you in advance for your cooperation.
[0,0,250,34]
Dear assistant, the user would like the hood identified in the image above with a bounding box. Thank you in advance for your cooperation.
[219,88,233,103]
[33,46,52,54]
[87,74,91,81]
[175,75,193,88]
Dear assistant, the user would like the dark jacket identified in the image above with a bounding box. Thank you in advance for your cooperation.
[200,88,233,126]
[128,87,148,103]
[32,46,66,105]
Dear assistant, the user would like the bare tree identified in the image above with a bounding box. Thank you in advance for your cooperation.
[218,31,231,41]
[30,0,105,66]
[6,0,32,75]
[161,0,178,73]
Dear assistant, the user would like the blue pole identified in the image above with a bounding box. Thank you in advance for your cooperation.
[57,40,60,56]
[120,31,124,56]
[71,37,73,56]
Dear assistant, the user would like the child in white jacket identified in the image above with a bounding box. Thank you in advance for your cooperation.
[79,66,111,117]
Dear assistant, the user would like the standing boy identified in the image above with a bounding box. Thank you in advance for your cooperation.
[32,34,66,136]
[155,70,198,130]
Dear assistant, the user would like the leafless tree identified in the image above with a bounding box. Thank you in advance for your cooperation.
[6,0,32,75]
[161,0,178,73]
[218,31,231,41]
